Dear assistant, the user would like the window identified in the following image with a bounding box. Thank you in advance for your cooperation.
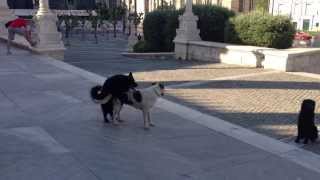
[249,0,254,10]
[303,19,310,31]
[239,0,244,12]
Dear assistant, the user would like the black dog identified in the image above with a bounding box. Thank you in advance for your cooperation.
[90,73,137,123]
[295,99,318,144]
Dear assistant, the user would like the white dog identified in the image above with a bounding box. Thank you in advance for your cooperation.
[114,83,165,129]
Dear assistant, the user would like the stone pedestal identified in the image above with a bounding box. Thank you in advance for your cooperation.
[0,0,16,38]
[33,0,65,59]
[173,0,200,60]
[127,22,137,52]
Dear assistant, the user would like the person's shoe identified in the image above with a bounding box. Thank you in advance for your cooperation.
[6,51,12,55]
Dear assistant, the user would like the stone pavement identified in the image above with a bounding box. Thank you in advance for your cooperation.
[1,43,320,179]
[63,34,320,154]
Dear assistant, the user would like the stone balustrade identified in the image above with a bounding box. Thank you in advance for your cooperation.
[175,40,320,74]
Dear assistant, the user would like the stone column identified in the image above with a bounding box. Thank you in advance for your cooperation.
[127,21,137,52]
[0,0,16,38]
[33,0,65,59]
[174,0,201,60]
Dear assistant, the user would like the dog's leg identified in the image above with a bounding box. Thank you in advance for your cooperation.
[303,138,309,144]
[148,112,155,127]
[117,104,124,123]
[295,135,301,143]
[101,104,110,123]
[143,110,149,130]
[112,99,122,126]
[112,110,119,126]
[112,107,119,126]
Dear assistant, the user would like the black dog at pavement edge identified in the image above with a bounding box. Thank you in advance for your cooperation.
[295,99,318,144]
[90,72,138,123]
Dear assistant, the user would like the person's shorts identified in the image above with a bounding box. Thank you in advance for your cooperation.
[8,27,26,40]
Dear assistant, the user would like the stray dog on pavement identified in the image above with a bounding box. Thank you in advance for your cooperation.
[295,99,318,144]
[90,73,137,124]
[113,83,165,129]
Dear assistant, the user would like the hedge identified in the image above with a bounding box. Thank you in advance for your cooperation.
[140,5,234,52]
[225,11,295,49]
[193,5,235,42]
[142,9,181,52]
[133,40,149,52]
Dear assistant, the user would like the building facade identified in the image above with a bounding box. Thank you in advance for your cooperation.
[7,0,33,9]
[7,0,96,10]
[6,0,259,16]
[269,0,320,31]
[145,0,258,13]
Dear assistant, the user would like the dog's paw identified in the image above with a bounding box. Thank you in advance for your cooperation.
[118,119,125,123]
[112,121,119,126]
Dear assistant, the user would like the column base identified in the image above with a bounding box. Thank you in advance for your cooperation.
[31,47,66,60]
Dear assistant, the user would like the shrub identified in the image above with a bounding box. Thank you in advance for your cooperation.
[192,5,235,42]
[142,5,234,52]
[226,11,295,49]
[143,9,181,52]
[133,41,150,52]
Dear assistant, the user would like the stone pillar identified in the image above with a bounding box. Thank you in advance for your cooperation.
[33,0,65,59]
[174,0,201,60]
[0,0,16,38]
[128,21,137,52]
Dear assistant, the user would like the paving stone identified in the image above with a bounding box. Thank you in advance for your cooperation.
[1,39,320,179]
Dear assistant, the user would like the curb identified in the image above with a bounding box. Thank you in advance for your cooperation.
[121,52,175,60]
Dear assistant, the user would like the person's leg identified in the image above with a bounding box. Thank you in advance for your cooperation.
[6,28,15,55]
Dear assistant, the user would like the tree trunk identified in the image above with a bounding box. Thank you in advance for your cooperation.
[113,23,117,38]
[94,28,98,44]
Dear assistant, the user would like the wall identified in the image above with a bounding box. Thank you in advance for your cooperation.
[174,40,320,74]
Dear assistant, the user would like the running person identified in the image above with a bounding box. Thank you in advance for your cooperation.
[5,18,38,55]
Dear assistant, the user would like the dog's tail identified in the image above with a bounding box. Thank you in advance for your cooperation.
[90,85,112,104]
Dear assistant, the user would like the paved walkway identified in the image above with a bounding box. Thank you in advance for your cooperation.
[64,34,320,153]
[1,43,320,179]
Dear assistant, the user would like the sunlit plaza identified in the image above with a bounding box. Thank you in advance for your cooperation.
[0,0,320,179]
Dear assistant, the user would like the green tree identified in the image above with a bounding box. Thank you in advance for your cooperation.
[87,10,99,43]
[109,6,126,38]
[132,12,144,35]
[96,3,110,38]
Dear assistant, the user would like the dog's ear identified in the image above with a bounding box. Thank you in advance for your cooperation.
[128,72,134,80]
